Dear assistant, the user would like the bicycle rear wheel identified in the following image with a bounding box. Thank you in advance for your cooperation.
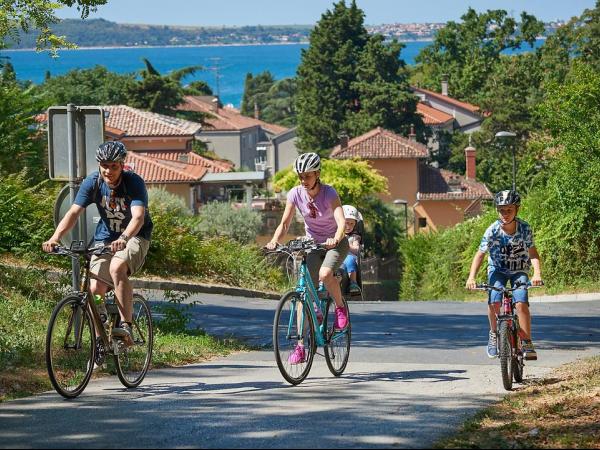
[324,296,351,376]
[498,320,513,390]
[273,291,316,385]
[46,295,95,398]
[114,294,153,388]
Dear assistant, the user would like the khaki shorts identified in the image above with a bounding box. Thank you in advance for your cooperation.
[90,237,150,284]
[306,237,349,288]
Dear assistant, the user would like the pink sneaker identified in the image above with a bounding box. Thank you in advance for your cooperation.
[334,306,349,330]
[288,344,306,365]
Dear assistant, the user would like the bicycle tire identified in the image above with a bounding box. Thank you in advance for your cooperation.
[273,290,316,385]
[498,320,513,390]
[324,296,351,377]
[512,330,524,383]
[46,295,96,399]
[115,294,154,388]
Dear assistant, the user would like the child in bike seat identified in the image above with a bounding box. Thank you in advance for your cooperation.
[340,205,362,294]
[465,190,543,361]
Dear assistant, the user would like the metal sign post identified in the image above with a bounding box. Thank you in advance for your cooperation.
[48,105,105,290]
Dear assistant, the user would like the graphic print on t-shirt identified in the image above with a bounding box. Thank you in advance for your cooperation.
[100,192,129,233]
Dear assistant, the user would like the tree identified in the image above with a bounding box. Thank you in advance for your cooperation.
[414,8,544,103]
[34,65,135,107]
[126,58,203,116]
[1,0,108,52]
[345,35,425,139]
[240,71,275,117]
[260,77,298,127]
[295,0,369,153]
[0,79,47,181]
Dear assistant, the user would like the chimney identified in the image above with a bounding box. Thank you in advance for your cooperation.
[465,144,476,180]
[441,74,449,96]
[338,130,349,149]
[211,97,219,113]
[254,101,260,120]
[409,124,417,141]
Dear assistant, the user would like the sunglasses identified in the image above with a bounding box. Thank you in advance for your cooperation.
[308,201,318,219]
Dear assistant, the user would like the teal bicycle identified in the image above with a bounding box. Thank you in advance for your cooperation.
[269,239,351,385]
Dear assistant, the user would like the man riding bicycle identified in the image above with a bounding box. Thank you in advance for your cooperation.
[265,152,349,364]
[42,141,153,343]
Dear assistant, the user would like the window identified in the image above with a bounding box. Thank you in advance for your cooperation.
[418,217,427,228]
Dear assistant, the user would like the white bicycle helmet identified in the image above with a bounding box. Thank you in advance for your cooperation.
[294,152,321,174]
[343,205,362,221]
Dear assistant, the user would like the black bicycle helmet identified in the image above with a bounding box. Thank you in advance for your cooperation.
[294,152,321,174]
[96,141,127,163]
[494,190,521,207]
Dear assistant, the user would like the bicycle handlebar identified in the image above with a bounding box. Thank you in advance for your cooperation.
[473,281,544,293]
[53,242,112,258]
[264,238,327,255]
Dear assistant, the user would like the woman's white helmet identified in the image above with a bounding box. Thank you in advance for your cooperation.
[343,205,361,221]
[294,152,321,174]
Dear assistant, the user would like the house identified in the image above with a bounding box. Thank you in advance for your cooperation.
[179,96,299,173]
[330,127,492,232]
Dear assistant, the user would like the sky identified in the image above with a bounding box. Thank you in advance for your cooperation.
[56,0,597,26]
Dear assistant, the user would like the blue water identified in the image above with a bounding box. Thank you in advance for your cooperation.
[2,40,539,107]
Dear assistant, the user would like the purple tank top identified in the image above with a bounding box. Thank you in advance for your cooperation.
[287,184,340,244]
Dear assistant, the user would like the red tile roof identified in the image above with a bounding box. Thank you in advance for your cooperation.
[104,105,201,137]
[135,150,234,172]
[413,87,481,114]
[416,102,454,126]
[180,96,289,135]
[418,166,493,201]
[330,127,429,159]
[125,152,207,184]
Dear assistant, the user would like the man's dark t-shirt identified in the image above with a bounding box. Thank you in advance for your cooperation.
[74,171,153,242]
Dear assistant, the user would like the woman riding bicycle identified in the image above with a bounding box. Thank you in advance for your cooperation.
[266,152,349,359]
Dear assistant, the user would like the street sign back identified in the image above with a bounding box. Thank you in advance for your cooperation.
[48,106,105,180]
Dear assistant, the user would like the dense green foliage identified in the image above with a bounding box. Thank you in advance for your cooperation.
[295,0,424,154]
[194,202,263,245]
[240,72,297,126]
[1,0,107,52]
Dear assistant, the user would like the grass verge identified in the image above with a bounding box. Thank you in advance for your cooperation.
[0,264,250,403]
[434,356,600,449]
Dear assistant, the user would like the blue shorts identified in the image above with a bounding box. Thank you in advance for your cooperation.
[487,271,529,304]
[340,254,358,274]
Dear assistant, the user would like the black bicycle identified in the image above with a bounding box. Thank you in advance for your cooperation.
[475,281,540,390]
[45,241,153,398]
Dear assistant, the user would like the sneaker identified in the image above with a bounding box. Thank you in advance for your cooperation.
[522,340,538,361]
[334,306,349,330]
[487,330,498,359]
[288,344,306,365]
[349,282,361,294]
[94,341,106,367]
[112,322,134,346]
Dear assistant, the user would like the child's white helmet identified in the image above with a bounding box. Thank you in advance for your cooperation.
[343,205,361,221]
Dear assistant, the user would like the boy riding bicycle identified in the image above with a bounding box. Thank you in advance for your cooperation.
[466,190,543,360]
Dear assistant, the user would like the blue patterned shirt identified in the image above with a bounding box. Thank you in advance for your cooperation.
[479,219,535,275]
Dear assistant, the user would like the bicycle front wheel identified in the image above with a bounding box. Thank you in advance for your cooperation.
[46,295,95,398]
[115,294,153,388]
[324,296,351,377]
[512,330,524,383]
[273,291,316,385]
[498,320,513,390]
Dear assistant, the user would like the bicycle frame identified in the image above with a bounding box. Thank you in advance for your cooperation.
[496,291,521,356]
[291,258,329,347]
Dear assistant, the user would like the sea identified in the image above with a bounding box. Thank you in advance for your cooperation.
[1,40,542,107]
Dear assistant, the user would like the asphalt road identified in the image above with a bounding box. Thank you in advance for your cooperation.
[0,294,599,448]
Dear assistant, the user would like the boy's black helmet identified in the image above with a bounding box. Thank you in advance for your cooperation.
[96,141,127,163]
[495,190,521,207]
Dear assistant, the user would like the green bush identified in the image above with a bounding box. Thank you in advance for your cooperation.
[399,208,496,300]
[194,202,262,245]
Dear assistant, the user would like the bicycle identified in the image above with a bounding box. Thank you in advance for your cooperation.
[45,241,153,398]
[268,239,351,385]
[474,281,540,390]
